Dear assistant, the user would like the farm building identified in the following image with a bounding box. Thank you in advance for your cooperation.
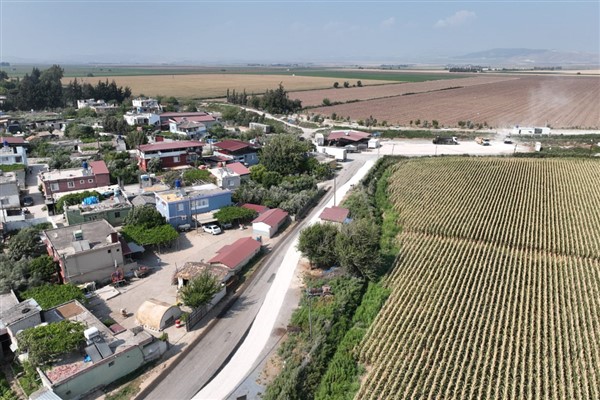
[136,298,181,331]
[327,130,371,146]
[511,126,551,135]
[251,208,289,238]
[242,203,269,214]
[208,237,262,272]
[319,206,350,224]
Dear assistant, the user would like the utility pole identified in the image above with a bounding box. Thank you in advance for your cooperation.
[333,174,336,207]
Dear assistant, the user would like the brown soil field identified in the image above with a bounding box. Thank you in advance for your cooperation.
[64,74,393,99]
[291,76,519,107]
[309,75,600,129]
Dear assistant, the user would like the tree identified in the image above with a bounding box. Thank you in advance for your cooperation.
[146,157,162,173]
[123,205,166,228]
[343,81,350,88]
[213,206,257,224]
[357,80,363,87]
[335,219,382,280]
[28,255,58,284]
[21,284,86,310]
[182,168,213,185]
[179,270,221,309]
[259,134,312,176]
[298,223,339,269]
[125,130,148,149]
[333,82,339,88]
[8,228,44,261]
[17,320,86,367]
[0,256,30,292]
[55,190,101,213]
[322,98,331,106]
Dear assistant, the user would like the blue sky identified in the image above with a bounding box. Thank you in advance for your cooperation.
[1,0,598,64]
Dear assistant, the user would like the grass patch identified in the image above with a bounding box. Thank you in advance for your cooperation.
[0,164,25,172]
[13,362,40,396]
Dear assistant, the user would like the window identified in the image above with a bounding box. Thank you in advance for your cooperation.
[181,215,187,221]
[108,361,114,367]
[50,183,59,191]
[80,179,85,184]
[0,198,8,205]
[177,204,184,212]
[173,156,180,163]
[108,249,111,253]
[67,181,75,188]
[114,212,121,218]
[88,178,94,183]
[191,199,209,210]
[229,180,236,186]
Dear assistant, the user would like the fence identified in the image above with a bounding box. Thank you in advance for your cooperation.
[186,304,209,332]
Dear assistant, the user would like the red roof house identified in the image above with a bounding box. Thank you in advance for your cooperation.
[213,140,259,166]
[208,237,262,271]
[327,130,371,144]
[252,208,289,238]
[226,162,250,178]
[319,206,350,224]
[136,140,203,171]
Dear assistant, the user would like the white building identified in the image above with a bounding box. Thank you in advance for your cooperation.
[132,97,162,113]
[123,112,161,127]
[169,119,207,139]
[209,166,241,189]
[76,99,116,113]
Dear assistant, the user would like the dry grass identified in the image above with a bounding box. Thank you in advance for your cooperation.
[64,74,393,99]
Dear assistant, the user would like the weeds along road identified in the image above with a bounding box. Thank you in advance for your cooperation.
[143,154,374,400]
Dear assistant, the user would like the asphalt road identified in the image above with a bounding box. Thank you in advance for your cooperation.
[143,154,371,400]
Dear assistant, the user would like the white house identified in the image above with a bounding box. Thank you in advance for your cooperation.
[132,97,162,113]
[169,119,207,139]
[209,166,241,190]
[123,112,160,127]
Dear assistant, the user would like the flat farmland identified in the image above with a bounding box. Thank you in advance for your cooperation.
[63,74,394,99]
[291,75,518,107]
[310,75,600,129]
[357,158,600,400]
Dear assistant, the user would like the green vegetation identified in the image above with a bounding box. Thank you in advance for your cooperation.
[213,206,257,224]
[17,320,86,367]
[124,205,166,228]
[55,190,101,213]
[0,370,19,400]
[182,168,214,186]
[14,362,40,396]
[179,270,221,309]
[6,227,44,261]
[0,164,25,172]
[20,284,86,309]
[121,224,178,247]
[297,223,340,269]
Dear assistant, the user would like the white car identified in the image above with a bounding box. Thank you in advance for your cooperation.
[203,224,222,235]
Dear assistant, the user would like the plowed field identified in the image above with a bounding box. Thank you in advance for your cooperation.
[309,75,600,129]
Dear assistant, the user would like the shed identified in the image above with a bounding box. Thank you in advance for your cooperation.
[319,206,350,224]
[208,237,262,271]
[135,299,181,331]
[368,138,381,149]
[252,208,289,238]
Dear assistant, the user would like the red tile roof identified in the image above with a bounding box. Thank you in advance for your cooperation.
[242,203,268,214]
[214,139,253,152]
[319,206,350,223]
[89,160,109,175]
[208,237,261,269]
[138,140,203,153]
[1,136,27,145]
[252,208,288,227]
[226,162,250,176]
[328,130,371,142]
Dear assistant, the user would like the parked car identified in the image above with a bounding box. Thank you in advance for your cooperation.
[21,196,34,207]
[220,222,233,229]
[203,224,222,235]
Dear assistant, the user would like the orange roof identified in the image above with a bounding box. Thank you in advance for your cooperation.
[227,162,250,176]
[242,203,268,214]
[89,160,109,175]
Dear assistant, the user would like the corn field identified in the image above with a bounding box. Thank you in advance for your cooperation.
[356,157,600,400]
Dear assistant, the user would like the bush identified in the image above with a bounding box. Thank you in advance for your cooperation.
[20,284,86,309]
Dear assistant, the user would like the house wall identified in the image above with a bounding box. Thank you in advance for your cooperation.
[62,244,124,283]
[50,346,145,400]
[214,174,240,190]
[163,192,232,228]
[42,173,110,196]
[65,207,131,227]
[213,151,259,167]
[0,146,27,166]
[252,222,275,239]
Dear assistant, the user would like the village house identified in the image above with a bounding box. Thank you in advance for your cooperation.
[169,118,207,139]
[159,111,217,131]
[241,203,269,214]
[212,139,259,166]
[154,183,232,229]
[33,300,166,400]
[0,181,23,222]
[208,237,262,272]
[39,160,110,197]
[64,191,132,227]
[209,165,241,190]
[0,136,28,167]
[123,111,160,127]
[136,140,203,172]
[0,296,42,356]
[76,99,116,113]
[132,97,162,113]
[225,162,251,181]
[43,220,136,284]
[327,130,371,146]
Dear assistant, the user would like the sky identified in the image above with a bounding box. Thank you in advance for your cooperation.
[1,0,599,64]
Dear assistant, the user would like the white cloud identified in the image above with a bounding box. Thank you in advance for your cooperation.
[434,10,476,29]
[380,17,395,29]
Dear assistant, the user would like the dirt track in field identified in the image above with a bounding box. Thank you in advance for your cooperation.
[308,75,600,129]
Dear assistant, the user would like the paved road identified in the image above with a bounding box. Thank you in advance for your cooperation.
[144,154,371,400]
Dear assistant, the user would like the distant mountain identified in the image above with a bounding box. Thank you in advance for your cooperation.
[451,48,600,67]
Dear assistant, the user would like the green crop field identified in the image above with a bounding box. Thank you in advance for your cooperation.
[357,157,600,400]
